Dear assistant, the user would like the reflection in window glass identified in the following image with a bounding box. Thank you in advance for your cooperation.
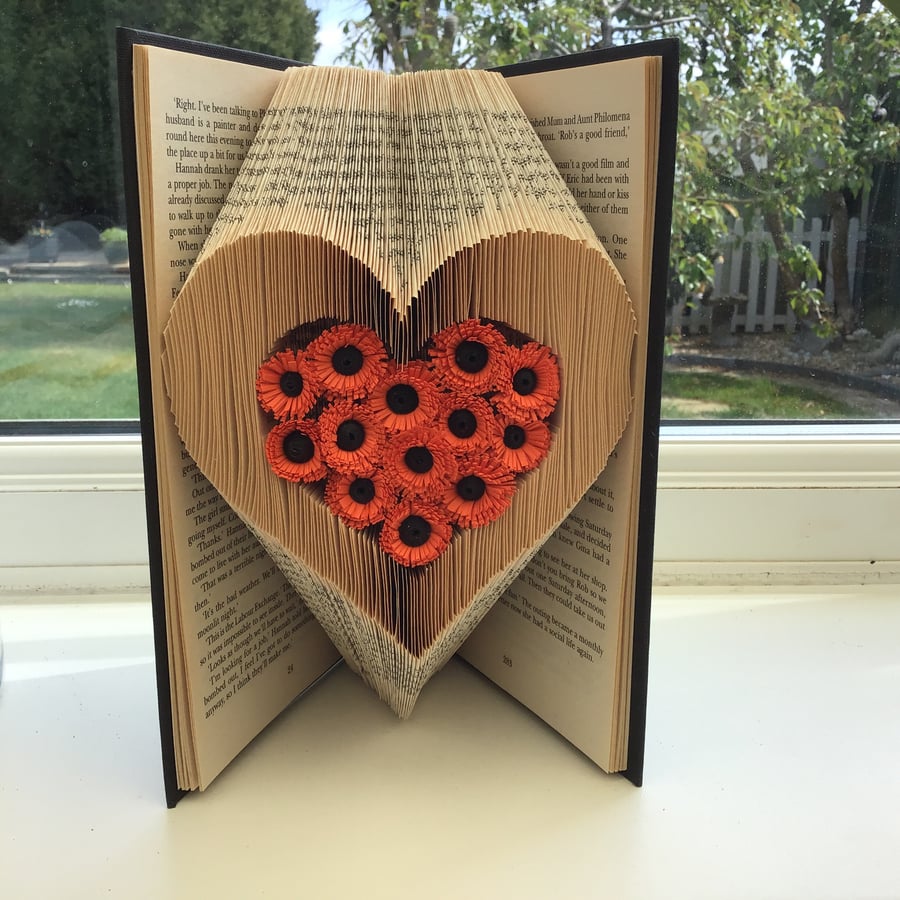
[0,2,897,423]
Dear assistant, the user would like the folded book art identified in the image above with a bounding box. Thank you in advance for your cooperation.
[119,29,677,803]
[162,65,634,717]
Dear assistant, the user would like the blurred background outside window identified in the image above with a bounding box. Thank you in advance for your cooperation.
[1,1,897,425]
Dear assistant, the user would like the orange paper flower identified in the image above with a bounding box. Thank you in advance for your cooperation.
[369,361,440,433]
[317,399,385,476]
[444,458,516,528]
[384,426,457,496]
[256,316,563,566]
[379,499,453,567]
[256,349,319,420]
[491,413,552,474]
[325,470,389,529]
[428,318,507,392]
[436,390,495,454]
[305,323,388,400]
[264,419,328,483]
[495,341,561,420]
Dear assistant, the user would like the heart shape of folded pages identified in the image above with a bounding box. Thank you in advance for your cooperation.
[162,66,636,715]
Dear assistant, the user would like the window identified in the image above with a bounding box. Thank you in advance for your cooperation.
[1,3,897,425]
[1,3,897,590]
[0,1,318,425]
[661,0,900,423]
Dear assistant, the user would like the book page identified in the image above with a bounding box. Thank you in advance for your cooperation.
[461,55,660,771]
[161,66,635,719]
[134,45,339,790]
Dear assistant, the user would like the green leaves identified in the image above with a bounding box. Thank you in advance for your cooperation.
[340,1,896,334]
[0,0,321,241]
[667,0,898,329]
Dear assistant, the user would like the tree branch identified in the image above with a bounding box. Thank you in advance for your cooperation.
[621,15,698,31]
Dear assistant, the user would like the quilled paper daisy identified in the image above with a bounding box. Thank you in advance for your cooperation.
[495,341,561,420]
[256,317,562,567]
[325,470,389,529]
[317,399,385,476]
[369,361,440,432]
[492,413,552,474]
[428,318,507,392]
[384,426,457,495]
[265,418,328,483]
[436,391,494,453]
[306,323,389,399]
[256,349,319,419]
[379,499,453,568]
[444,458,516,528]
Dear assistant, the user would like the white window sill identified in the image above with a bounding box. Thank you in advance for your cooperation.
[2,583,898,897]
[1,424,898,592]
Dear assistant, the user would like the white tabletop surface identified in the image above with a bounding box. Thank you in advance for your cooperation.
[1,584,898,900]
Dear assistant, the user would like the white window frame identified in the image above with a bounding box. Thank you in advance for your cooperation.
[2,423,898,593]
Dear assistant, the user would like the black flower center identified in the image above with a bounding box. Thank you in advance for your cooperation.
[447,408,477,439]
[399,515,431,548]
[454,340,489,373]
[348,477,376,505]
[283,431,315,464]
[279,370,304,397]
[503,424,526,450]
[456,475,486,502]
[336,419,366,452]
[512,366,537,396]
[404,446,434,474]
[332,344,364,375]
[386,383,419,414]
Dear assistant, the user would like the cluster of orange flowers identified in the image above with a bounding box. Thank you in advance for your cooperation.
[256,318,561,568]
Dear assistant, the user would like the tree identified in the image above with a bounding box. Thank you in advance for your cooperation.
[340,1,692,71]
[156,0,319,63]
[793,0,900,330]
[665,0,899,334]
[0,0,319,242]
[340,1,900,335]
[0,0,123,241]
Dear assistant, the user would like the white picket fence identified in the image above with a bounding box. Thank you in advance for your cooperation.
[668,217,865,334]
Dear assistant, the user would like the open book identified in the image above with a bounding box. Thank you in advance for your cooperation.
[117,28,677,806]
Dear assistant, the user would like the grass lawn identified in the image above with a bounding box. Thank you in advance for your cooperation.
[661,368,861,419]
[0,281,878,422]
[0,281,139,420]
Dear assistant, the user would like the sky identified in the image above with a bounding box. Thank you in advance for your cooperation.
[312,1,363,64]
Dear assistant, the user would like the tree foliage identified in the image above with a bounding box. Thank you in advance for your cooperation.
[156,0,319,62]
[341,0,900,333]
[665,0,900,332]
[0,0,319,242]
[340,1,692,70]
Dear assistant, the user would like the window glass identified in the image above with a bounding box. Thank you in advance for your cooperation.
[1,2,897,424]
[0,1,319,426]
[659,1,900,421]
